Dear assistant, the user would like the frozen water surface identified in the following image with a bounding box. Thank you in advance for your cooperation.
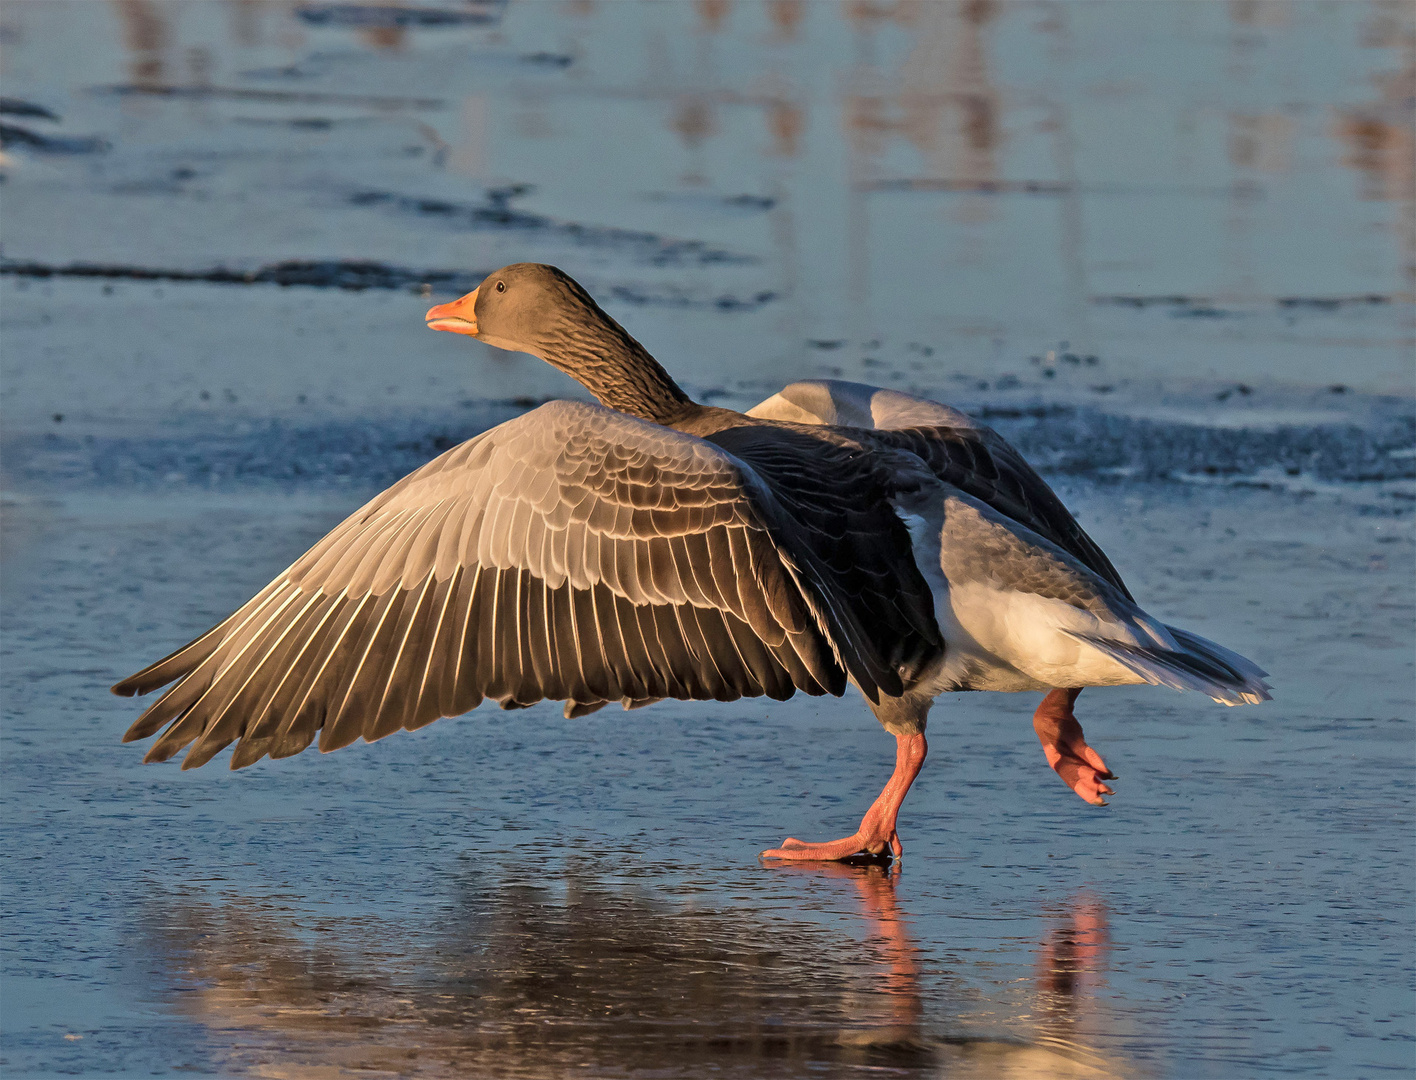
[1,2,1412,1077]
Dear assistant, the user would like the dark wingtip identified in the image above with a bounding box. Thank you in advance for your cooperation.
[121,711,163,743]
[111,678,141,697]
[230,737,272,770]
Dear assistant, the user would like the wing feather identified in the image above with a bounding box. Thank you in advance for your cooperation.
[367,573,438,741]
[445,567,484,718]
[115,401,928,769]
[129,583,302,751]
[749,380,1132,598]
[321,589,403,752]
[182,590,327,769]
[270,591,377,756]
[232,592,348,764]
[404,570,460,733]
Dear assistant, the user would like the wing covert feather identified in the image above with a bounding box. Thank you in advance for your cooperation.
[747,379,1132,599]
[115,402,862,769]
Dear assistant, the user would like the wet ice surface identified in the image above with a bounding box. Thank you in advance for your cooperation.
[3,486,1413,1078]
[2,1,1414,1078]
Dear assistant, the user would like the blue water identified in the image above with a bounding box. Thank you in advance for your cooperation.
[1,2,1412,1076]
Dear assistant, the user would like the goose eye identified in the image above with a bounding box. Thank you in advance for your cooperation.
[495,280,506,293]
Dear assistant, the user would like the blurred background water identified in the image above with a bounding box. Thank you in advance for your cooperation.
[1,2,1412,1077]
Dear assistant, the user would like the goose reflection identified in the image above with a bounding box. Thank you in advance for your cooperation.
[138,861,1127,1078]
[765,863,1125,1078]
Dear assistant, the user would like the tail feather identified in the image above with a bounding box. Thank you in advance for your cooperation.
[1065,626,1271,706]
[1165,625,1270,681]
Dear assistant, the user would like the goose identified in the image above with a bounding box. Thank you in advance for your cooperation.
[113,263,1270,860]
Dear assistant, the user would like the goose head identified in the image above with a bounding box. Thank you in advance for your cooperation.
[426,263,587,354]
[425,263,693,424]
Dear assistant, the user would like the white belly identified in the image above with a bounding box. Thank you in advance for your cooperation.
[927,579,1153,692]
[897,492,1155,696]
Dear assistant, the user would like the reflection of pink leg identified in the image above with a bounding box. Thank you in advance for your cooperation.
[764,861,925,1044]
[761,733,927,860]
[851,865,922,1030]
[1038,897,1111,1004]
[1033,689,1115,806]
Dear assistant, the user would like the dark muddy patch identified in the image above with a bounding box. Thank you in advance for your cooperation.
[296,2,505,29]
[347,187,753,266]
[646,191,777,212]
[0,259,770,307]
[92,84,444,110]
[862,178,1070,195]
[519,51,575,67]
[608,284,778,310]
[987,408,1416,493]
[973,404,1077,421]
[0,98,60,121]
[231,115,380,130]
[1094,294,1394,310]
[0,123,108,155]
[0,259,485,294]
[6,404,1411,501]
[1277,294,1394,310]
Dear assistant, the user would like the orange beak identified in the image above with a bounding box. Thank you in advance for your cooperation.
[425,286,479,335]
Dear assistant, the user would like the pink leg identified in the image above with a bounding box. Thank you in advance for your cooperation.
[762,732,927,861]
[1034,688,1115,806]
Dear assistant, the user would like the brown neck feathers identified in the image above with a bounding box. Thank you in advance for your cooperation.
[537,310,694,425]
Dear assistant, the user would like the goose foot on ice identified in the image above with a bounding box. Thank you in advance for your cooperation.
[762,733,927,861]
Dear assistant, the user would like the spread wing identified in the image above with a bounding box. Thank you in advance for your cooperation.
[749,380,1132,600]
[113,401,917,771]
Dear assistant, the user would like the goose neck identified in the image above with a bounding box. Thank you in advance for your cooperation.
[540,324,694,425]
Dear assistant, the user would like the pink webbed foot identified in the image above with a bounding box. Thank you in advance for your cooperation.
[761,802,901,861]
[1034,689,1116,806]
[760,831,898,862]
[761,733,925,862]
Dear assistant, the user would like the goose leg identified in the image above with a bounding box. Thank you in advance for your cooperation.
[761,732,927,861]
[1034,688,1115,806]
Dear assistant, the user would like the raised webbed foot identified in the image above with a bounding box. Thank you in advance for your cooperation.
[1034,689,1116,806]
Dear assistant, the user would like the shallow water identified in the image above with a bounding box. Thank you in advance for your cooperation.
[3,485,1413,1077]
[1,2,1413,1078]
